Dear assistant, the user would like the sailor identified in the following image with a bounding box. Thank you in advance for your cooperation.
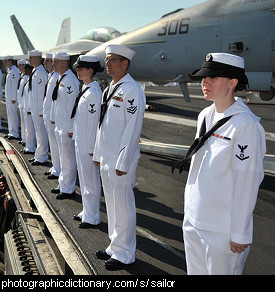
[178,53,266,275]
[71,55,104,228]
[50,52,79,199]
[43,53,60,180]
[28,50,49,165]
[4,55,20,139]
[93,45,146,270]
[21,62,36,154]
[17,59,27,145]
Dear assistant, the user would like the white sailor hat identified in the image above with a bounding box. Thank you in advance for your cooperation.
[73,55,104,73]
[44,53,53,59]
[17,59,26,65]
[24,61,33,68]
[105,44,136,60]
[28,50,42,57]
[53,52,70,60]
[191,53,248,85]
[4,55,13,60]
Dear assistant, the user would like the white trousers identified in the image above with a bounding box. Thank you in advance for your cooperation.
[183,219,250,275]
[75,140,101,225]
[23,111,36,152]
[55,130,76,194]
[100,157,139,264]
[6,100,19,138]
[44,117,60,176]
[32,114,48,163]
[19,107,26,142]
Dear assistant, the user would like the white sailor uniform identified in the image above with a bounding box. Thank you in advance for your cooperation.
[5,65,20,138]
[94,73,146,264]
[43,71,60,176]
[29,65,49,163]
[72,81,102,225]
[23,77,36,153]
[17,73,28,143]
[183,97,266,274]
[51,69,79,194]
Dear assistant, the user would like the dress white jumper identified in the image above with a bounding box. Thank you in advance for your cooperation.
[183,97,266,274]
[72,81,102,225]
[51,69,80,194]
[43,71,60,176]
[5,65,20,137]
[17,74,28,143]
[29,65,49,163]
[94,73,146,264]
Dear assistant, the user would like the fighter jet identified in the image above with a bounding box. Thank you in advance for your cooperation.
[86,0,275,102]
[49,26,121,55]
[10,14,121,55]
[0,15,121,73]
[10,15,35,54]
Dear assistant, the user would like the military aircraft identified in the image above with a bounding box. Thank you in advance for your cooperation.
[86,0,275,102]
[11,14,121,55]
[0,15,121,73]
[10,15,35,54]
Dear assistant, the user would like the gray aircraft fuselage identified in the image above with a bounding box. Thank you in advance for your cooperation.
[87,0,275,100]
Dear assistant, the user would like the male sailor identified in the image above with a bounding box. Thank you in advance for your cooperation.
[50,52,79,199]
[93,45,146,270]
[4,55,20,139]
[43,53,60,180]
[28,50,49,165]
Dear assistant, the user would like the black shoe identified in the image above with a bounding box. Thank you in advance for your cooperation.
[56,191,76,200]
[31,161,47,166]
[47,174,58,180]
[44,171,51,176]
[96,250,111,260]
[22,150,35,155]
[78,222,99,229]
[4,134,9,138]
[105,258,127,270]
[28,158,35,162]
[51,187,60,194]
[73,215,81,221]
[8,136,17,140]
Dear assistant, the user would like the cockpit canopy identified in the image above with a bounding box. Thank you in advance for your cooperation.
[81,27,121,43]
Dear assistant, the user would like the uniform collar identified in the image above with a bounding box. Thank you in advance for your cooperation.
[111,73,133,86]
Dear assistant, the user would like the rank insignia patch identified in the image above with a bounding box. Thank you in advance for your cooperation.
[67,86,73,94]
[127,99,137,114]
[88,104,96,114]
[235,144,249,161]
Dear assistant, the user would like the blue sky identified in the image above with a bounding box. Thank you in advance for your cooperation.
[0,0,205,56]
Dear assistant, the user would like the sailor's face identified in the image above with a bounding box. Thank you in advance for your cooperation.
[76,67,92,81]
[52,59,66,74]
[105,53,125,77]
[201,77,233,101]
[44,58,53,71]
[28,56,36,66]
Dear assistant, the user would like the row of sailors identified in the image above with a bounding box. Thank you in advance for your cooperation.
[4,47,264,274]
[3,50,102,197]
[3,46,146,271]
